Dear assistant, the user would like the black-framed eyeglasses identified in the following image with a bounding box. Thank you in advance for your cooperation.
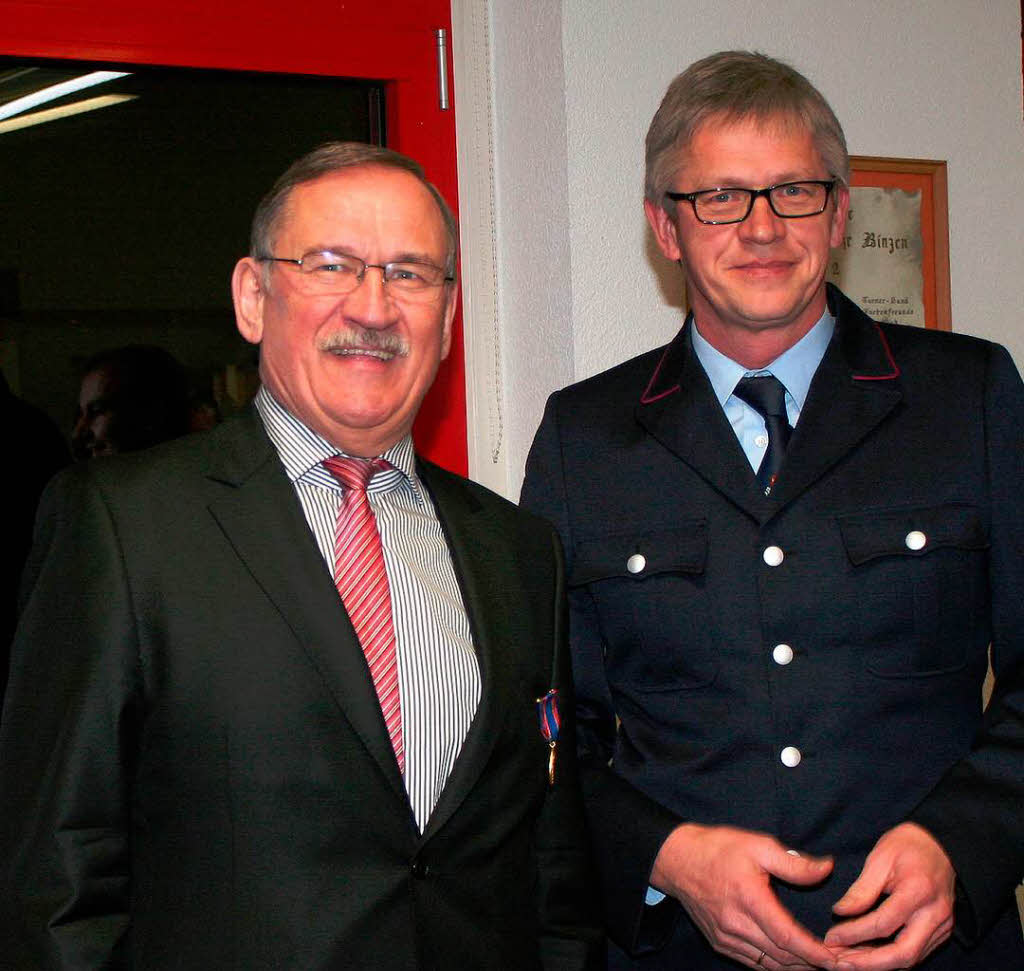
[258,250,454,296]
[665,180,837,225]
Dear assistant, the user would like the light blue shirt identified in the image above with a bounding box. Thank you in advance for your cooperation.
[644,308,834,907]
[690,309,835,474]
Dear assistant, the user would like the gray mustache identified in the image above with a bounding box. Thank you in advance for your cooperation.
[318,329,410,357]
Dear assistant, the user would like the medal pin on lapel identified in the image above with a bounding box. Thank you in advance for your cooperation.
[536,688,560,786]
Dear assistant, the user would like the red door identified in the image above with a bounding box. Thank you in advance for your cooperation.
[0,0,466,472]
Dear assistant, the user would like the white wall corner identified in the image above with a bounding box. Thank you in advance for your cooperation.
[452,0,575,500]
[451,0,508,495]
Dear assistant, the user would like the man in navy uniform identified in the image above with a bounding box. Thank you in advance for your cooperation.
[523,51,1023,971]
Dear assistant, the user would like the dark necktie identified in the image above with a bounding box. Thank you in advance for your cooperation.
[733,375,792,495]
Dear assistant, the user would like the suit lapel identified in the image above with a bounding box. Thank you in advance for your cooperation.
[636,317,774,522]
[635,292,904,521]
[415,461,519,841]
[205,410,408,802]
[770,289,903,509]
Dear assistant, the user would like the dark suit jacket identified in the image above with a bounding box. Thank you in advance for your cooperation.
[521,286,1024,970]
[0,406,603,970]
[1,373,69,702]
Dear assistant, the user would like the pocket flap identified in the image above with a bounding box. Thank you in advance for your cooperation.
[570,521,708,585]
[838,503,986,566]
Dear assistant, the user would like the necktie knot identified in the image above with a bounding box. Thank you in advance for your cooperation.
[323,455,390,493]
[733,374,788,420]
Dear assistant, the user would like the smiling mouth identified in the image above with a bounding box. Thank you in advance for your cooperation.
[736,260,793,271]
[327,346,398,360]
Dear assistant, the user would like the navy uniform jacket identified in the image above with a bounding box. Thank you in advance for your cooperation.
[0,406,604,970]
[521,286,1023,969]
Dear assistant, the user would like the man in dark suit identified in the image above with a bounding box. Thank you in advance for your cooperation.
[0,143,603,969]
[0,371,69,704]
[522,51,1023,971]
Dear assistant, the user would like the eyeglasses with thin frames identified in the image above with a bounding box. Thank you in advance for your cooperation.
[258,250,454,298]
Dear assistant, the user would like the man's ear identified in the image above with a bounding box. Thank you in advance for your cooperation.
[644,199,684,262]
[232,257,266,346]
[829,183,851,249]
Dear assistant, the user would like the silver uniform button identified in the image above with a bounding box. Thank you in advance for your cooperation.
[763,545,784,567]
[905,530,927,551]
[627,553,646,574]
[780,746,802,768]
[772,644,794,665]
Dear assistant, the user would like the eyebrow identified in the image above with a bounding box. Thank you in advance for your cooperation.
[388,251,444,266]
[692,170,824,188]
[313,245,442,265]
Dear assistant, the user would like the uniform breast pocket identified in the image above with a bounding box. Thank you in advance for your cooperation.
[569,521,718,691]
[838,503,989,677]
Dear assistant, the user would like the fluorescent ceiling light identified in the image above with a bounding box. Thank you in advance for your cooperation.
[0,70,130,121]
[0,94,138,134]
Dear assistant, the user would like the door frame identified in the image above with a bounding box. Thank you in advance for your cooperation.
[0,0,470,474]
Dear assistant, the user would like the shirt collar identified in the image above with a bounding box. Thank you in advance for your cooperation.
[691,307,835,410]
[254,386,422,500]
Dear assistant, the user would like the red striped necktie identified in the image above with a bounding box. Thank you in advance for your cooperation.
[323,456,404,775]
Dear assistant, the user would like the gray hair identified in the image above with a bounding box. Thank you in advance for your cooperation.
[250,141,459,277]
[645,51,849,208]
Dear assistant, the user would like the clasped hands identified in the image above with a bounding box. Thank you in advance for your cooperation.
[650,821,956,970]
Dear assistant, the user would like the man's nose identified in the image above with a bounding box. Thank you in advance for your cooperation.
[344,266,400,327]
[738,194,784,242]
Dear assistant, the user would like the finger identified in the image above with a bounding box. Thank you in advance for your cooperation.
[832,858,889,917]
[828,941,915,971]
[749,947,806,970]
[827,873,953,950]
[708,905,826,970]
[919,916,955,962]
[826,891,911,947]
[767,846,835,887]
[827,912,952,971]
[715,932,816,971]
[759,949,818,970]
[740,935,818,970]
[754,891,843,968]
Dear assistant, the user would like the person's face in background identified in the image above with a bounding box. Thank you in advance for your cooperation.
[72,366,121,460]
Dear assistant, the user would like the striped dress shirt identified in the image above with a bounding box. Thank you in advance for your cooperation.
[254,387,481,832]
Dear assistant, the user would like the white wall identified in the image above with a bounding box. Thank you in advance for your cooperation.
[489,0,575,487]
[480,0,1024,498]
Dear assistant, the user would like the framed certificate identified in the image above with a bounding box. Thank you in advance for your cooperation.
[828,156,951,330]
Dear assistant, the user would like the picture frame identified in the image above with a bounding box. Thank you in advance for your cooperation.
[829,156,951,331]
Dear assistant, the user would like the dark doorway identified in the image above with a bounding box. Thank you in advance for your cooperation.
[1,60,384,436]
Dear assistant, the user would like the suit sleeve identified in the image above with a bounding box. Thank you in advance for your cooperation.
[909,342,1024,942]
[534,528,607,970]
[523,394,684,956]
[0,468,141,969]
